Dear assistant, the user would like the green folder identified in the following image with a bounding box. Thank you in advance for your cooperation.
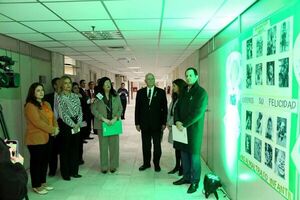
[102,120,123,136]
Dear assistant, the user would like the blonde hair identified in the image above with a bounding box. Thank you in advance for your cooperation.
[58,75,72,94]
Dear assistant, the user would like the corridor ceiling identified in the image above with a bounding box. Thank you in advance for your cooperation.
[0,0,256,79]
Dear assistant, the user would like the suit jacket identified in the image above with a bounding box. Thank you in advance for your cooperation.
[44,92,54,109]
[135,87,167,132]
[174,83,208,154]
[91,94,123,131]
[25,102,58,145]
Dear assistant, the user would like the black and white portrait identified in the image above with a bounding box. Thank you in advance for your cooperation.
[247,38,253,60]
[267,26,277,55]
[255,63,263,85]
[279,57,289,87]
[256,35,263,57]
[276,117,287,147]
[266,61,275,86]
[246,64,252,88]
[274,148,286,179]
[265,143,273,169]
[255,112,263,134]
[245,134,252,155]
[280,21,289,52]
[246,110,252,130]
[254,137,262,162]
[265,117,273,140]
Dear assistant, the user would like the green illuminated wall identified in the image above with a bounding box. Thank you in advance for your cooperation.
[196,0,300,199]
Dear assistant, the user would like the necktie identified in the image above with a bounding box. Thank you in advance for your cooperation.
[147,88,151,99]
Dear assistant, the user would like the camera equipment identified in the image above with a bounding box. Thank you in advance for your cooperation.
[0,56,20,88]
[203,173,222,199]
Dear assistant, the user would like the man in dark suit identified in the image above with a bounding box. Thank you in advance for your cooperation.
[44,77,60,176]
[135,73,167,172]
[172,67,208,194]
[85,81,96,138]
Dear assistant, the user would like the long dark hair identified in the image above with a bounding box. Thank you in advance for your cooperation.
[96,77,117,97]
[25,82,44,109]
[172,79,187,101]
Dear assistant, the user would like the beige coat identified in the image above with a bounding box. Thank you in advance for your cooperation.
[91,95,123,131]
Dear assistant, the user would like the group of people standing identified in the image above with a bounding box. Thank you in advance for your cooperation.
[7,66,207,197]
[23,75,127,195]
[135,67,208,194]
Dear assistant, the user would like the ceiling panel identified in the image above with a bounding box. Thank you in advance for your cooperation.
[44,1,110,20]
[160,30,198,39]
[30,41,65,48]
[8,33,52,41]
[115,19,160,31]
[162,19,206,30]
[0,22,36,33]
[69,55,94,61]
[0,3,60,21]
[164,0,224,18]
[62,40,95,47]
[160,38,192,45]
[22,21,75,33]
[0,14,12,21]
[121,30,158,39]
[104,0,162,19]
[46,32,87,40]
[93,40,127,46]
[73,46,102,52]
[67,20,116,31]
[127,39,158,45]
[0,0,36,2]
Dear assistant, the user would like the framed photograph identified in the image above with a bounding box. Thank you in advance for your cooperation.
[255,63,263,85]
[245,134,252,155]
[246,64,253,88]
[274,148,286,179]
[266,61,275,86]
[276,117,287,147]
[254,137,262,162]
[278,57,289,88]
[264,143,273,169]
[267,26,277,55]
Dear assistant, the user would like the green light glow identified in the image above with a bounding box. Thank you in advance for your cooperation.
[224,51,242,176]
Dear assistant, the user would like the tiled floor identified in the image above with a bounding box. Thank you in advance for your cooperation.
[27,103,228,200]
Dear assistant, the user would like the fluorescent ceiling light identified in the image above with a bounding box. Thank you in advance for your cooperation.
[128,67,141,69]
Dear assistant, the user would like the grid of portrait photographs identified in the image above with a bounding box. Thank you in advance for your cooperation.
[242,17,293,95]
[242,108,289,183]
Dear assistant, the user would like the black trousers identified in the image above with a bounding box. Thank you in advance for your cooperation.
[27,143,49,188]
[48,135,60,175]
[120,99,127,119]
[58,119,80,179]
[141,130,162,167]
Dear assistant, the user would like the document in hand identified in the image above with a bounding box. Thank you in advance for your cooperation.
[172,125,188,144]
[103,120,123,136]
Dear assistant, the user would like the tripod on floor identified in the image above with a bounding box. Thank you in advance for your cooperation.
[0,104,29,200]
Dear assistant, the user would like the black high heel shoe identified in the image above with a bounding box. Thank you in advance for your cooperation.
[168,167,179,174]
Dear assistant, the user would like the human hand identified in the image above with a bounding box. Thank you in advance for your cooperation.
[175,121,183,131]
[10,152,24,165]
[102,118,110,125]
[136,125,141,132]
[161,125,166,131]
[110,118,117,125]
[54,127,59,136]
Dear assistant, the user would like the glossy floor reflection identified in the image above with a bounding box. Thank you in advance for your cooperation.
[27,103,227,200]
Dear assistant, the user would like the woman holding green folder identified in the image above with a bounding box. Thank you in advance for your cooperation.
[91,77,123,173]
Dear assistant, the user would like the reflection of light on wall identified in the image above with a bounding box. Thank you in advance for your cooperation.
[224,51,241,176]
[239,173,256,181]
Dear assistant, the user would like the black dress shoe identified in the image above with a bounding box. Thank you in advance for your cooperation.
[173,178,190,185]
[187,183,199,194]
[86,137,94,140]
[139,165,151,171]
[110,169,116,173]
[101,170,107,174]
[63,177,71,181]
[154,166,161,172]
[83,140,88,144]
[72,174,82,178]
